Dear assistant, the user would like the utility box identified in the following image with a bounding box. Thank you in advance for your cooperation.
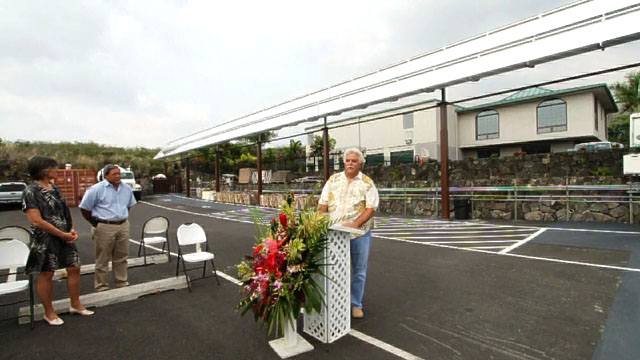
[238,168,255,184]
[623,154,640,175]
[631,113,640,148]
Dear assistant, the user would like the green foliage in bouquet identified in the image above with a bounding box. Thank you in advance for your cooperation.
[236,191,330,336]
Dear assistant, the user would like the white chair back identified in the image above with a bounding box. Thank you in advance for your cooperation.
[0,240,30,269]
[143,217,169,234]
[0,226,31,246]
[177,223,207,246]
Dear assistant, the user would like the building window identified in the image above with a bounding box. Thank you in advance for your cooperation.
[403,113,414,129]
[366,153,385,167]
[594,97,599,131]
[537,98,567,133]
[390,150,414,164]
[476,110,499,140]
[476,148,500,158]
[522,143,551,154]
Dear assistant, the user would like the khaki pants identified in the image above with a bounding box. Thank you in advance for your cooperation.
[92,221,130,290]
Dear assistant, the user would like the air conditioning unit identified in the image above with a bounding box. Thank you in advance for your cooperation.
[404,130,413,145]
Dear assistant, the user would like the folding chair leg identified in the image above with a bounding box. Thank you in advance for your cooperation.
[29,275,34,330]
[181,259,192,292]
[210,259,220,285]
[142,241,147,265]
[175,255,181,277]
[163,243,171,263]
[137,242,142,257]
[202,260,207,279]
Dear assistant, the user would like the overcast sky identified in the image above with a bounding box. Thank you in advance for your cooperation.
[1,0,638,149]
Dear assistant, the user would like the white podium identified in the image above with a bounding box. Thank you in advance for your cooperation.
[270,225,363,358]
[303,225,364,343]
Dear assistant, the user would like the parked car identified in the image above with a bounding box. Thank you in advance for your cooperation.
[0,182,27,205]
[292,176,323,183]
[221,174,238,186]
[572,141,624,152]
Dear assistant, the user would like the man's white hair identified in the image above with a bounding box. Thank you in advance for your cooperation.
[343,148,365,165]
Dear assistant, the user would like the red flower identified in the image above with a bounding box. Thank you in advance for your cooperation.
[279,213,288,228]
[253,243,264,256]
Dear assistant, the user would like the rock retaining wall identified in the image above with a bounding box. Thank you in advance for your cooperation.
[191,149,640,224]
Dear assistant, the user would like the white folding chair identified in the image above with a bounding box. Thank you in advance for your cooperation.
[176,223,220,292]
[0,226,32,246]
[0,240,34,329]
[137,216,171,264]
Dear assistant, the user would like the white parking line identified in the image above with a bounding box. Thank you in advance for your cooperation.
[397,234,530,239]
[350,329,424,360]
[427,240,519,244]
[372,234,640,272]
[499,228,548,254]
[467,246,508,250]
[373,228,534,233]
[543,227,640,235]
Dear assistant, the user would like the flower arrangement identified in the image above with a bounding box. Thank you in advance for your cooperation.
[236,191,330,336]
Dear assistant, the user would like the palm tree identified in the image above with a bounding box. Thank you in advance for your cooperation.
[608,71,640,146]
[611,71,639,113]
[309,135,336,158]
[309,135,337,170]
[242,131,277,145]
[287,140,304,159]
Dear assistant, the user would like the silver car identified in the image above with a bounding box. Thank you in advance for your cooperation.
[0,182,27,205]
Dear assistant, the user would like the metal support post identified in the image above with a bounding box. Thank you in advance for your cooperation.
[257,138,262,204]
[630,191,634,224]
[565,177,570,221]
[323,117,330,183]
[439,88,450,220]
[185,157,191,198]
[215,145,221,193]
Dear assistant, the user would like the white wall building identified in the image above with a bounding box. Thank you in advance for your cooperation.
[306,84,618,165]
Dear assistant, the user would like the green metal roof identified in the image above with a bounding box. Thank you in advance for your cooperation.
[502,87,554,101]
[456,83,618,113]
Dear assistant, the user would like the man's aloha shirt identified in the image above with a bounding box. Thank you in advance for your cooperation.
[319,171,379,236]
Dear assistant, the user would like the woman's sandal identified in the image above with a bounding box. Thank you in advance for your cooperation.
[43,315,64,326]
[69,306,94,316]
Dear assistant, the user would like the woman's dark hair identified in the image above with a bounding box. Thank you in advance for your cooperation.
[27,156,58,180]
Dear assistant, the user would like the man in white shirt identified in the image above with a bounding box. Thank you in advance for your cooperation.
[318,148,379,319]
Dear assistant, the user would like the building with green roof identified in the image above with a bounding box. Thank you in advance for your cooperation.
[305,83,618,166]
[456,83,617,158]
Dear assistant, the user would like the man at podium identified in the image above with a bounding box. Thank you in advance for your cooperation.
[318,148,379,319]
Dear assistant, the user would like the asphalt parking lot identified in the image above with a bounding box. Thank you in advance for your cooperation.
[1,194,640,360]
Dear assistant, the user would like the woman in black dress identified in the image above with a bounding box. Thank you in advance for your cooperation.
[22,156,94,326]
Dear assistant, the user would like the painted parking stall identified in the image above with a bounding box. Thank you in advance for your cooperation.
[372,217,543,252]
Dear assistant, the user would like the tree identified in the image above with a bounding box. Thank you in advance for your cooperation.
[242,131,277,145]
[611,71,640,113]
[287,139,304,159]
[608,71,640,146]
[309,135,336,158]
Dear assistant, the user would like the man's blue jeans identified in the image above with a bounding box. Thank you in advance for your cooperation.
[351,231,371,309]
